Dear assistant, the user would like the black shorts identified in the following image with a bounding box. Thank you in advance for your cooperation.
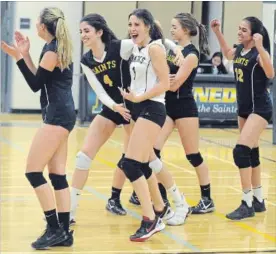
[166,97,198,121]
[100,105,130,126]
[42,104,76,132]
[238,111,272,123]
[131,100,166,128]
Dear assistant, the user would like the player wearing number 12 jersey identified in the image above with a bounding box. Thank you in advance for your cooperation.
[211,16,274,220]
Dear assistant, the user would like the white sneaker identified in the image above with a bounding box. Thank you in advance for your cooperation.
[166,195,189,226]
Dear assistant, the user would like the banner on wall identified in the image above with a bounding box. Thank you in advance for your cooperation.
[85,75,273,124]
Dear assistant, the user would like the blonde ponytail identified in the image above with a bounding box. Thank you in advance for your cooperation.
[55,17,73,70]
[40,7,73,70]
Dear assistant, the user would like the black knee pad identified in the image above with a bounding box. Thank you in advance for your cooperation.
[186,153,203,167]
[153,148,161,159]
[141,162,153,179]
[121,158,144,182]
[25,172,47,188]
[49,173,69,191]
[251,147,260,168]
[117,153,125,169]
[233,144,251,169]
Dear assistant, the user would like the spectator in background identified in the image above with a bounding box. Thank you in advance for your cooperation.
[207,51,228,74]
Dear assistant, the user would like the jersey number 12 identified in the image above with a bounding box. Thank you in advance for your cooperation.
[234,68,244,83]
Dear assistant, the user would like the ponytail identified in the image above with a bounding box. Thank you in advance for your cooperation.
[198,23,210,56]
[151,20,164,43]
[40,7,73,70]
[55,17,73,70]
[261,26,271,55]
[244,16,271,55]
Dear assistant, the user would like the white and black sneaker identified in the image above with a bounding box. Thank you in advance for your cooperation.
[155,204,174,222]
[191,197,215,214]
[106,198,127,216]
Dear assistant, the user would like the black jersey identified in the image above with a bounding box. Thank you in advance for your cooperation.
[165,44,199,101]
[233,45,272,114]
[39,39,75,126]
[81,40,131,104]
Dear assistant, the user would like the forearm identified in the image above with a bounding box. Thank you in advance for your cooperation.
[214,31,233,59]
[138,83,169,102]
[22,52,37,74]
[258,47,275,79]
[81,63,116,110]
[16,59,49,92]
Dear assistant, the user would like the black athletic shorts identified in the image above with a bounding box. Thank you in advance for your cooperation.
[166,97,198,121]
[99,101,132,125]
[131,100,166,128]
[42,104,76,132]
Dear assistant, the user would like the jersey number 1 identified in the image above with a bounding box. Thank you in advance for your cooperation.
[103,74,113,87]
[234,68,244,83]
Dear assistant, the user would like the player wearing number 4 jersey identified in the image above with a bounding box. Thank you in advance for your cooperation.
[211,16,274,220]
[70,14,133,223]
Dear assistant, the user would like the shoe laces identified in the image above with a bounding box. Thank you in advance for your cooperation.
[194,199,205,209]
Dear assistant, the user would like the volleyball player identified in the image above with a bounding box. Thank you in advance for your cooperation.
[1,7,75,249]
[118,8,176,241]
[211,17,274,220]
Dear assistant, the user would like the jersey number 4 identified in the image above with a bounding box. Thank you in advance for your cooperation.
[234,68,244,83]
[103,74,113,87]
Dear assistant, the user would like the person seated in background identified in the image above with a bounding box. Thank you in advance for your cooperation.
[203,51,228,74]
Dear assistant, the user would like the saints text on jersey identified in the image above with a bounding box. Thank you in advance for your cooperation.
[92,60,116,74]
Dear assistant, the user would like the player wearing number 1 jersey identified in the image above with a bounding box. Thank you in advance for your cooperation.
[211,16,274,220]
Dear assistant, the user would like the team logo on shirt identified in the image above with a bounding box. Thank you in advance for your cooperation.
[92,60,116,75]
[130,55,146,64]
[234,57,249,66]
[167,54,175,64]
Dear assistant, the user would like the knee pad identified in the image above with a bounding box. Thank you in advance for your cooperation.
[186,153,203,167]
[233,144,251,169]
[25,172,47,188]
[149,158,163,174]
[49,173,69,190]
[121,158,144,182]
[141,162,153,179]
[251,147,260,168]
[117,153,125,169]
[153,148,161,159]
[76,151,92,170]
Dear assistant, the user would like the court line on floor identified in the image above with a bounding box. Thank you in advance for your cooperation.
[0,135,201,253]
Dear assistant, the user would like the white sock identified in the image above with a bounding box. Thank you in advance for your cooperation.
[70,187,81,219]
[253,186,263,203]
[168,183,183,204]
[242,189,253,207]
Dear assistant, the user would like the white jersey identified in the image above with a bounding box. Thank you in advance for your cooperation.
[129,39,166,104]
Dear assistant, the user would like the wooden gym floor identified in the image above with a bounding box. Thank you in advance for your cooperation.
[0,114,275,254]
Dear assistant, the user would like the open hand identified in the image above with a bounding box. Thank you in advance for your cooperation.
[118,87,141,103]
[113,103,131,121]
[14,31,30,55]
[1,41,21,60]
